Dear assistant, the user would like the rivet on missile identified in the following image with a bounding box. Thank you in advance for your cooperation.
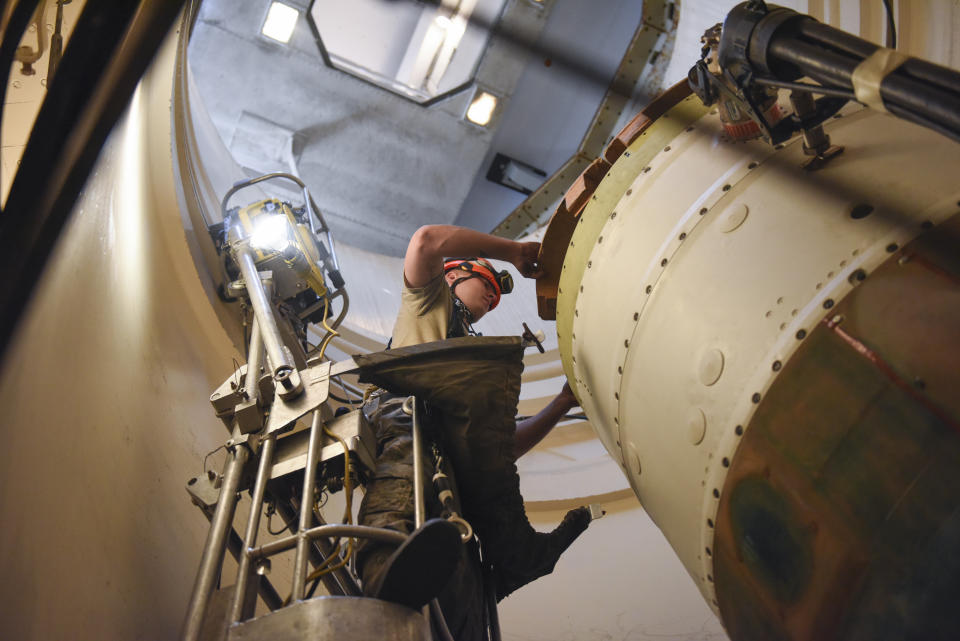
[719,203,749,233]
[699,349,724,386]
[687,408,706,445]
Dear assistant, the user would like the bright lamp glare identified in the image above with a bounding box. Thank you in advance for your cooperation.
[262,2,299,43]
[250,215,291,253]
[466,92,497,126]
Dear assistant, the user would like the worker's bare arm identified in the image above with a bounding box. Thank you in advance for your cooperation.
[403,224,542,288]
[514,382,580,459]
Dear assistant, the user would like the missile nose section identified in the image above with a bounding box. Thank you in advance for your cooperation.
[539,83,960,640]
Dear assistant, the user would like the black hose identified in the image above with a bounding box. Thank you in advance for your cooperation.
[768,33,960,141]
[0,0,187,361]
[881,0,897,49]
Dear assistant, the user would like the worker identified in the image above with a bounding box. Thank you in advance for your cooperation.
[355,224,592,637]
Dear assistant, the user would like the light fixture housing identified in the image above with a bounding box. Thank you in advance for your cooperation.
[262,2,299,44]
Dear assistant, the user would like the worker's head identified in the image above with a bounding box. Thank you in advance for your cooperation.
[443,258,513,322]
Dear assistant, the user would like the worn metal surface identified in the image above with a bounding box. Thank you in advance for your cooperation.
[714,213,960,641]
[264,361,331,434]
[227,596,431,641]
[553,84,960,626]
[269,407,377,480]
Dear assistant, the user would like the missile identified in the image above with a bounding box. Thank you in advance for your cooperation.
[537,77,960,641]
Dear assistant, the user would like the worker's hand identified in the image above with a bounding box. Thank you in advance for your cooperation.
[511,241,543,279]
[557,381,579,412]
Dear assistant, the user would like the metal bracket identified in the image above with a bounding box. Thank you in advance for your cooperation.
[210,365,250,422]
[186,471,222,509]
[265,361,331,434]
[269,408,377,481]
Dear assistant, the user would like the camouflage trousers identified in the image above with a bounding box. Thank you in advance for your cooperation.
[356,393,487,641]
[354,338,585,637]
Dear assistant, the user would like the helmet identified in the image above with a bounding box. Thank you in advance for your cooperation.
[443,258,514,311]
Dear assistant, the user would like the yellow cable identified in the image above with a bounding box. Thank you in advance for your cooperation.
[316,295,339,361]
[283,418,358,602]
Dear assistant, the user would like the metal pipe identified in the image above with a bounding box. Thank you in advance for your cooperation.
[271,493,348,596]
[301,186,319,237]
[228,434,276,624]
[410,397,425,529]
[195,507,283,611]
[233,243,294,377]
[251,525,407,559]
[291,410,325,601]
[244,316,263,403]
[181,441,249,641]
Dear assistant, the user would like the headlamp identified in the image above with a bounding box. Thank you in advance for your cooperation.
[443,258,514,310]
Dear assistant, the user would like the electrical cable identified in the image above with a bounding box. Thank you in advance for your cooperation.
[266,505,298,536]
[332,376,360,406]
[231,357,242,391]
[202,445,225,477]
[314,295,339,362]
[327,390,357,405]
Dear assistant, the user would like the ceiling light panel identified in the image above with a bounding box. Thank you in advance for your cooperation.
[262,2,299,44]
[466,90,498,126]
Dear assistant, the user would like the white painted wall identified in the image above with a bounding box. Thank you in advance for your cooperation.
[0,28,241,640]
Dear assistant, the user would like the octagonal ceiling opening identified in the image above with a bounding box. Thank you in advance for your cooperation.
[308,0,508,104]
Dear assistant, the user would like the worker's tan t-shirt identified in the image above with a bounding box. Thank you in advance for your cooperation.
[391,273,453,349]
